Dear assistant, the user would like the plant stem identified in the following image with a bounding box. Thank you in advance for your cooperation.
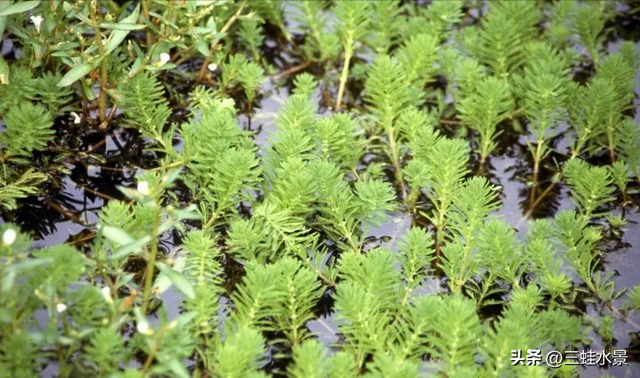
[454,243,474,294]
[57,345,69,378]
[387,126,406,199]
[142,203,160,314]
[507,107,524,120]
[608,137,616,163]
[529,141,545,205]
[203,210,219,229]
[89,0,108,123]
[607,301,640,331]
[196,0,247,82]
[440,119,461,126]
[339,221,360,253]
[517,180,559,226]
[335,42,353,110]
[532,142,543,188]
[142,325,168,372]
[274,60,311,79]
[476,273,496,308]
[141,0,152,47]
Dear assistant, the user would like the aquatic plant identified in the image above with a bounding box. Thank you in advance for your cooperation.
[1,1,640,377]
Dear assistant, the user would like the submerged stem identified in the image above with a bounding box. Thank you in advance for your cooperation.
[336,43,353,110]
[142,203,160,314]
[529,141,545,205]
[386,125,406,200]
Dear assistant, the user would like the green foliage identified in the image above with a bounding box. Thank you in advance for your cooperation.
[292,72,318,98]
[292,1,336,62]
[457,76,512,163]
[595,51,638,157]
[365,55,411,132]
[238,61,265,108]
[477,218,524,287]
[450,55,486,101]
[334,278,392,364]
[619,118,640,180]
[311,161,395,252]
[418,137,470,242]
[0,66,37,115]
[0,169,47,210]
[207,325,266,377]
[227,203,317,262]
[365,1,399,54]
[288,340,329,378]
[238,18,264,61]
[609,160,631,199]
[469,0,540,77]
[567,77,614,157]
[271,257,323,346]
[563,159,615,219]
[35,72,74,114]
[1,102,54,155]
[84,328,125,376]
[335,0,370,47]
[515,44,570,143]
[0,0,639,377]
[441,177,501,293]
[625,286,640,312]
[396,227,435,303]
[230,261,280,330]
[570,2,607,63]
[115,72,171,140]
[181,230,223,345]
[313,113,365,172]
[181,106,260,226]
[396,33,439,85]
[424,0,463,39]
[430,295,481,374]
[0,332,39,377]
[288,340,359,378]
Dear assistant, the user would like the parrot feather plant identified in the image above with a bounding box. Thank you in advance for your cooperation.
[0,1,639,377]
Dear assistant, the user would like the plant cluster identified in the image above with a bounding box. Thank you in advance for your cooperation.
[1,0,640,377]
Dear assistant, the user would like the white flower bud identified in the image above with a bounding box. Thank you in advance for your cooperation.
[137,321,153,335]
[70,111,81,124]
[207,63,217,71]
[137,181,150,196]
[2,229,16,246]
[159,52,170,66]
[56,303,67,313]
[30,15,44,33]
[101,286,113,304]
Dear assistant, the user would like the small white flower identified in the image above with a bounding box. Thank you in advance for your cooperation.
[70,111,81,124]
[220,98,235,111]
[137,181,150,196]
[207,63,217,72]
[30,15,44,33]
[101,287,113,304]
[56,303,67,313]
[2,229,16,246]
[137,321,153,335]
[159,52,171,66]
